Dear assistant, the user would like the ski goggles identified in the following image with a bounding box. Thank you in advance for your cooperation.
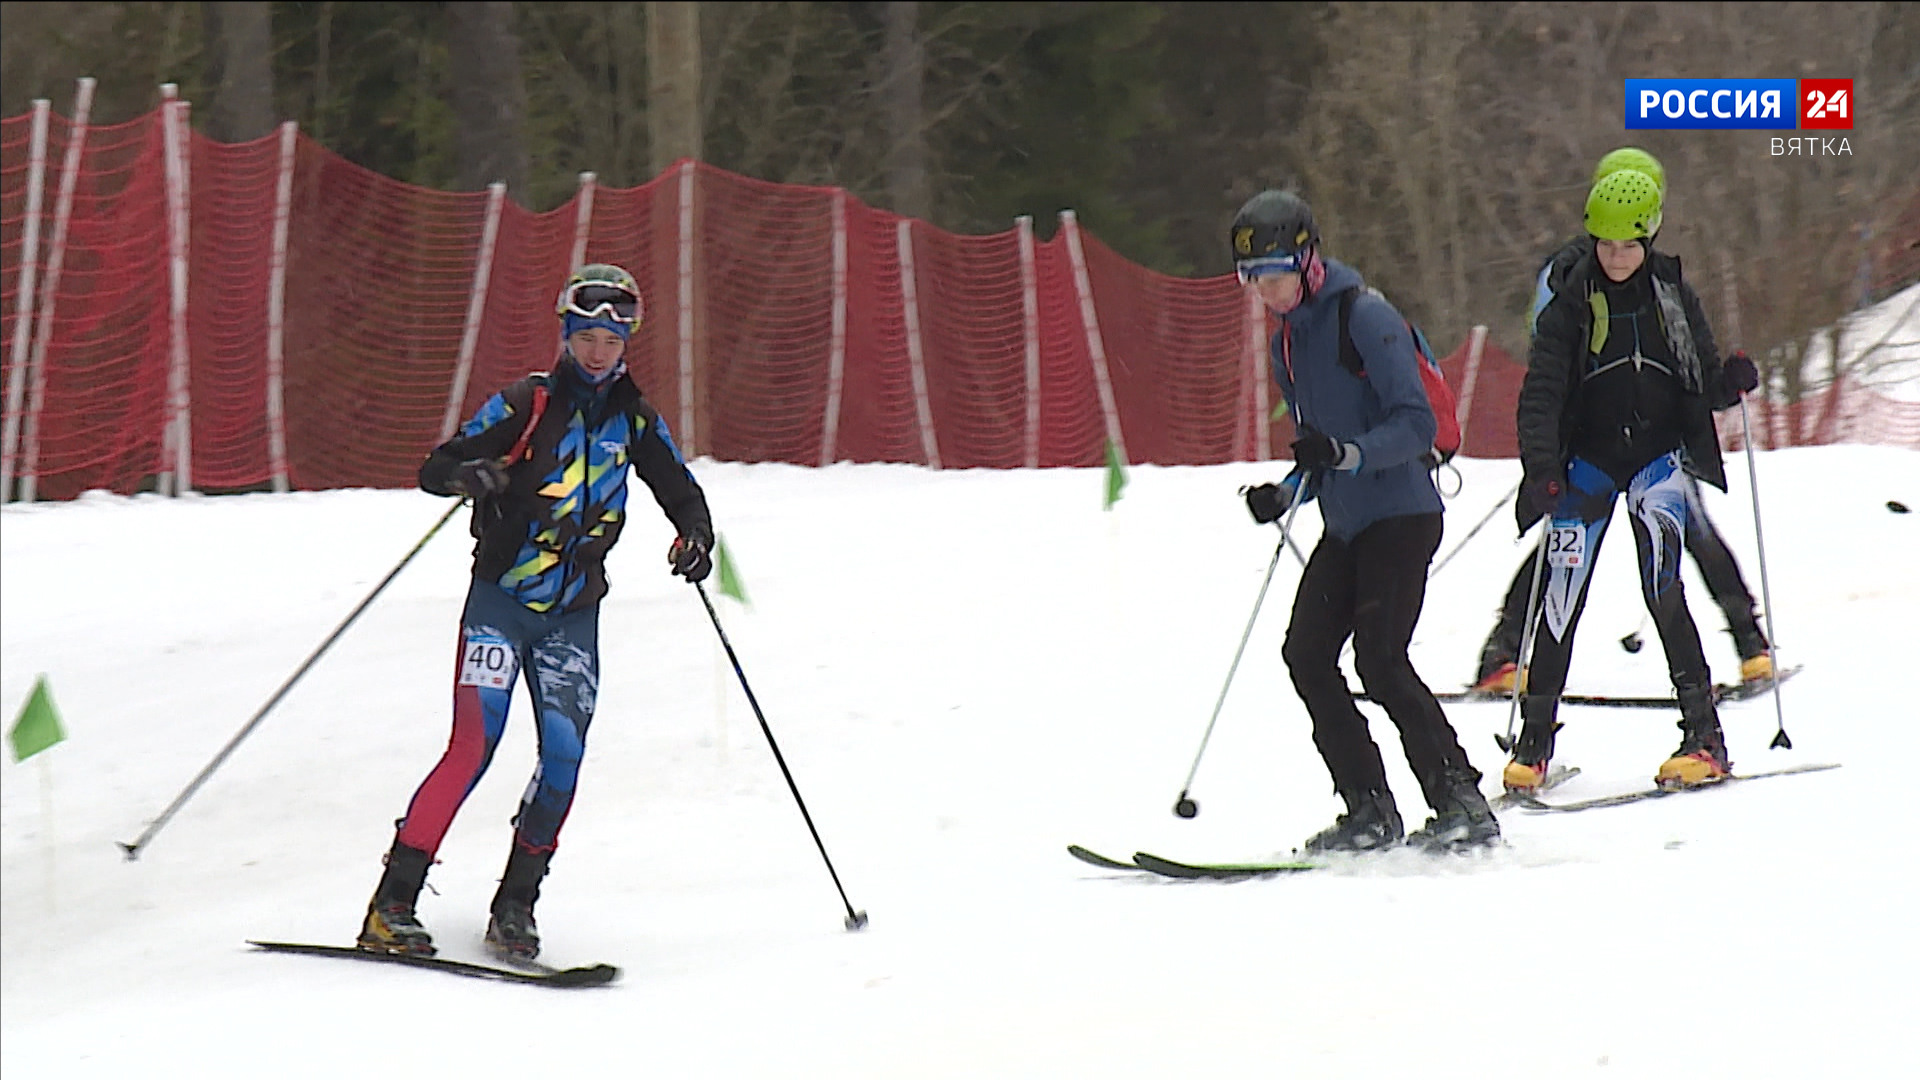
[557,282,642,325]
[1235,253,1306,285]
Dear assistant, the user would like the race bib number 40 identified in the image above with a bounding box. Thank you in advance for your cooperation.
[1547,524,1586,569]
[459,637,519,690]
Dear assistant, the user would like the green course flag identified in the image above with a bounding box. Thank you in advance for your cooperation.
[9,674,65,763]
[716,534,750,605]
[1103,439,1129,510]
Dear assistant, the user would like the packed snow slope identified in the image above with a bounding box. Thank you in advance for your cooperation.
[4,447,1917,1078]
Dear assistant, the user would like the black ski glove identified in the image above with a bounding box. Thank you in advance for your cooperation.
[1723,350,1758,394]
[1242,471,1303,525]
[1520,473,1563,521]
[669,528,713,583]
[1291,425,1357,472]
[452,459,510,498]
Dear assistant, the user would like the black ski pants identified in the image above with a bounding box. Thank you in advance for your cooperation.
[1522,453,1714,701]
[1477,472,1764,678]
[1281,511,1471,813]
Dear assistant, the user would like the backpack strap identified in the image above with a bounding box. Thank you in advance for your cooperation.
[504,374,552,464]
[1337,286,1366,376]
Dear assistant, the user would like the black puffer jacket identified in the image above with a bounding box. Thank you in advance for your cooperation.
[1517,249,1741,532]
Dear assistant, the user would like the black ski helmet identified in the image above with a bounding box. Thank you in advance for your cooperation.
[1231,190,1318,266]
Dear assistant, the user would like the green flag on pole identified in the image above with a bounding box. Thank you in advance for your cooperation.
[715,534,750,606]
[9,675,66,762]
[1103,439,1129,511]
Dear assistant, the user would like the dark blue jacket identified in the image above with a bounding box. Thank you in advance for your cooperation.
[1270,257,1443,541]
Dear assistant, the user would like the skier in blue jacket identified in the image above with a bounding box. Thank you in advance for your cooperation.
[1234,191,1497,853]
[357,264,715,963]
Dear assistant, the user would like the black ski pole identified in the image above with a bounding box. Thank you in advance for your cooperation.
[119,498,465,861]
[1496,524,1551,753]
[1172,486,1308,819]
[1738,395,1792,749]
[693,581,868,931]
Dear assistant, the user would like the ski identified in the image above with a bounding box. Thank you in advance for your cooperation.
[1131,852,1320,879]
[1379,665,1804,710]
[1066,844,1141,871]
[1714,665,1804,702]
[1489,765,1581,810]
[1067,845,1318,879]
[247,940,620,988]
[1517,761,1841,813]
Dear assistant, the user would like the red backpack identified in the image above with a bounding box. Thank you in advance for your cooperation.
[1337,286,1462,465]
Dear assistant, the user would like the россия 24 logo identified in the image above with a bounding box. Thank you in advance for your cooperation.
[1624,78,1852,130]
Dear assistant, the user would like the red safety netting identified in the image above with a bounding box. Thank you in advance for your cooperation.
[2,109,173,501]
[4,100,1917,502]
[1,110,36,442]
[188,126,279,490]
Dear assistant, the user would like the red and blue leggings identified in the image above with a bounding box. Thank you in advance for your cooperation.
[396,579,600,858]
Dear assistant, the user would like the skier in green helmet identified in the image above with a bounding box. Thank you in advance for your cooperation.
[1503,168,1760,796]
[1472,150,1776,704]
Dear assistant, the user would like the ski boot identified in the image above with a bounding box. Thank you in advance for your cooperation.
[1732,625,1774,686]
[1301,787,1403,854]
[358,838,436,956]
[1471,661,1524,696]
[485,843,553,962]
[1656,683,1732,788]
[1501,695,1562,794]
[1407,766,1502,852]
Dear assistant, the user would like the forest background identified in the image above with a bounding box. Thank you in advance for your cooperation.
[3,1,1915,385]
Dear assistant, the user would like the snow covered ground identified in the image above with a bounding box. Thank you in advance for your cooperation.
[3,447,1917,1078]
[1804,281,1920,401]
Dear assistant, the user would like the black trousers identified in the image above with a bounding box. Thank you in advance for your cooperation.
[1476,473,1764,678]
[1282,512,1470,812]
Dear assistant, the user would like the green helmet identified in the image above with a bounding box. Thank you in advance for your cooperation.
[1584,169,1663,241]
[1592,147,1665,196]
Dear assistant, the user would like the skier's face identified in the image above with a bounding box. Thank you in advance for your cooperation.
[1596,238,1646,282]
[569,328,627,377]
[1246,272,1303,313]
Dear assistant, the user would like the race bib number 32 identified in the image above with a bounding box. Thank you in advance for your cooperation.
[1547,524,1586,569]
[459,638,519,689]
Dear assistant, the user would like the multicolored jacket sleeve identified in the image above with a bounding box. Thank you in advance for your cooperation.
[627,399,713,542]
[418,380,541,496]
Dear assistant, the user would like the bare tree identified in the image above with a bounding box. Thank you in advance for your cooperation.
[446,1,529,192]
[883,1,930,220]
[648,0,703,176]
[1300,2,1484,346]
[202,1,275,142]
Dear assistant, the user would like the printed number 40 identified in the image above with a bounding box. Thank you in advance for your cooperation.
[1806,89,1849,119]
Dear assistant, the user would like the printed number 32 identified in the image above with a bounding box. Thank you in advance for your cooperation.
[1547,525,1585,569]
[1806,89,1849,119]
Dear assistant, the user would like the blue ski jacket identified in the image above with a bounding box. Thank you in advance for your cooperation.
[1269,257,1443,542]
